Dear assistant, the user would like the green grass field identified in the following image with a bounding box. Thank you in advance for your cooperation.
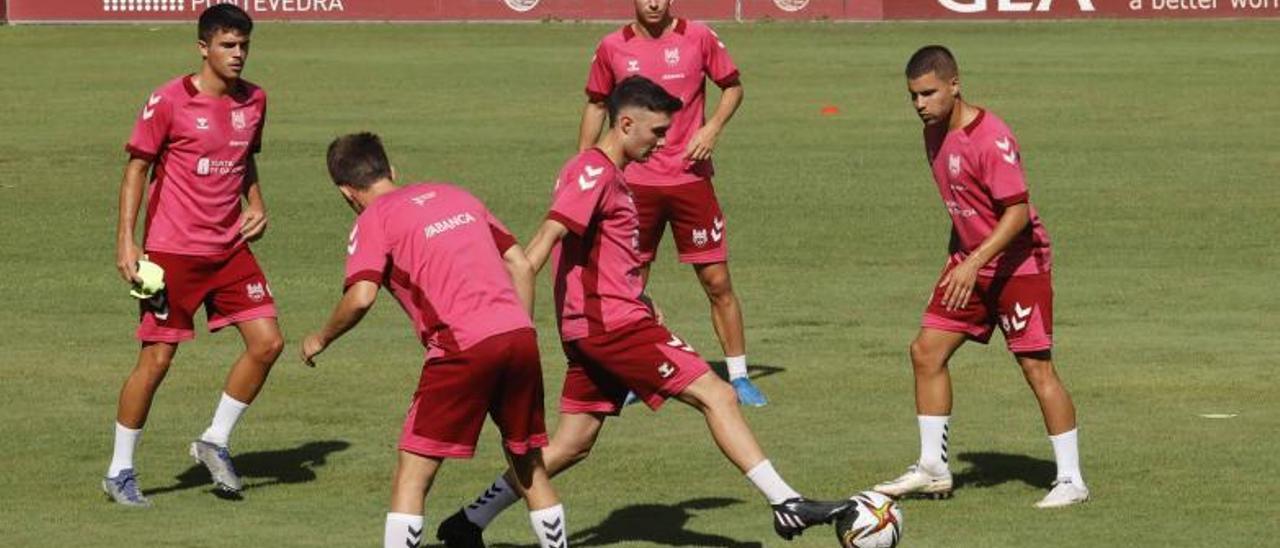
[1,20,1278,547]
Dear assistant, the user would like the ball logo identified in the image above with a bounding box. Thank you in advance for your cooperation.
[503,0,541,12]
[773,0,811,12]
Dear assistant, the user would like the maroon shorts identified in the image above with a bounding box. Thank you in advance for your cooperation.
[136,246,277,343]
[559,320,712,415]
[401,328,549,459]
[921,267,1054,353]
[631,180,729,265]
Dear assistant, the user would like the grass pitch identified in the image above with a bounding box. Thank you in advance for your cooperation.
[1,20,1277,547]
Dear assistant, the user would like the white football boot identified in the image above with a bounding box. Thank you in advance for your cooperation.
[1035,478,1090,508]
[873,464,953,499]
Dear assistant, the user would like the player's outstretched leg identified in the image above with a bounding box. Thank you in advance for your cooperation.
[693,262,765,407]
[675,373,849,540]
[1016,353,1089,508]
[103,341,178,507]
[438,414,604,547]
[874,329,966,500]
[190,317,282,494]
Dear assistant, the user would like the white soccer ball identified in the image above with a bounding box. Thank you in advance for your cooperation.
[834,491,904,548]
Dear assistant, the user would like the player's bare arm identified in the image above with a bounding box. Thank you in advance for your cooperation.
[301,280,379,366]
[522,218,570,275]
[239,156,268,241]
[577,100,609,152]
[115,156,152,283]
[938,202,1030,311]
[685,83,743,162]
[503,244,536,316]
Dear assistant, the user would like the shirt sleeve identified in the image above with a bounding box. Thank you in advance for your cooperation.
[485,207,519,254]
[585,42,615,103]
[979,132,1030,206]
[125,89,173,161]
[251,97,267,154]
[547,160,609,236]
[701,25,740,88]
[343,214,389,290]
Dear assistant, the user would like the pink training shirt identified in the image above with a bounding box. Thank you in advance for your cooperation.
[126,75,266,256]
[547,149,652,341]
[585,19,740,187]
[925,109,1052,277]
[344,183,532,359]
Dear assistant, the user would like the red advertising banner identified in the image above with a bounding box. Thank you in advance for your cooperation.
[738,0,883,20]
[5,0,1277,21]
[883,0,1280,19]
[5,0,734,23]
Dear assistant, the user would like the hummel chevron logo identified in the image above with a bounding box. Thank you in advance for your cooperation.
[347,226,359,255]
[995,137,1018,165]
[468,484,505,509]
[406,525,422,548]
[542,516,566,547]
[142,94,161,120]
[711,217,725,242]
[578,164,604,191]
[1012,302,1033,331]
[665,334,694,352]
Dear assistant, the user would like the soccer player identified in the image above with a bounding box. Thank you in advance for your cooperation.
[105,4,282,507]
[435,76,848,547]
[872,46,1089,508]
[299,133,567,548]
[579,0,765,406]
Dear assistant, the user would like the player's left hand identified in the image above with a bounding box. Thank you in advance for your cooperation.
[684,125,720,162]
[239,207,268,242]
[300,333,327,367]
[938,260,980,311]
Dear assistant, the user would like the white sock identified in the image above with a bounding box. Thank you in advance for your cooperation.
[745,460,801,504]
[725,355,748,380]
[918,415,951,475]
[107,422,143,477]
[200,392,249,447]
[1049,428,1085,486]
[529,504,567,548]
[384,513,424,548]
[463,475,520,529]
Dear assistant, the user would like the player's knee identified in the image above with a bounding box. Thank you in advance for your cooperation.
[909,340,945,374]
[1018,358,1058,386]
[698,268,734,301]
[698,378,739,412]
[250,334,284,364]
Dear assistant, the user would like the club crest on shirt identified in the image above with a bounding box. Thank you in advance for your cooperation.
[246,282,266,302]
[665,47,680,67]
[195,117,210,131]
[948,154,962,177]
[626,59,640,73]
[692,228,709,248]
[231,110,247,131]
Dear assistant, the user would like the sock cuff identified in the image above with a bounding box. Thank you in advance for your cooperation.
[1049,428,1078,441]
[386,512,423,524]
[220,392,250,409]
[744,459,772,479]
[493,475,513,493]
[917,415,950,423]
[115,422,142,434]
[529,504,564,520]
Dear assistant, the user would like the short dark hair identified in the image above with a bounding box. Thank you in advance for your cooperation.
[906,45,959,80]
[607,76,684,127]
[327,133,392,189]
[198,4,253,43]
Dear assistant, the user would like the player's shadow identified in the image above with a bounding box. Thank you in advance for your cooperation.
[142,440,351,499]
[707,361,786,382]
[481,497,761,548]
[952,451,1055,490]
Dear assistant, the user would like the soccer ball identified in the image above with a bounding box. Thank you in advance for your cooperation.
[835,491,903,548]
